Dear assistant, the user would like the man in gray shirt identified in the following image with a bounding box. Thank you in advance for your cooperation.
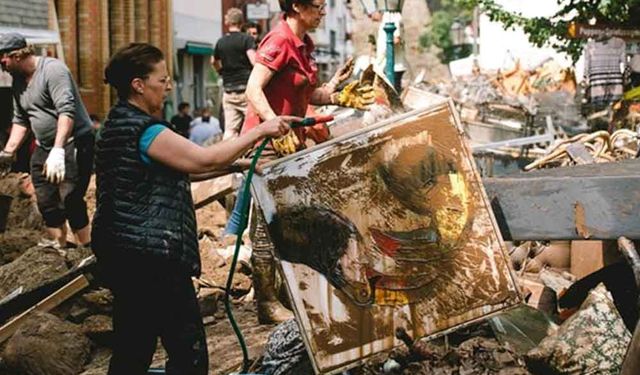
[0,33,94,248]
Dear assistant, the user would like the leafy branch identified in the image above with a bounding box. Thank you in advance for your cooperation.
[460,0,640,63]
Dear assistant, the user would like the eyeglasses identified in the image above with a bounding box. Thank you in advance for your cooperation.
[158,76,171,85]
[309,2,327,11]
[142,75,171,86]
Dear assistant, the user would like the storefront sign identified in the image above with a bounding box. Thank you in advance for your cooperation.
[247,3,270,20]
[568,22,640,40]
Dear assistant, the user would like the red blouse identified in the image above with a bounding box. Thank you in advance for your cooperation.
[242,18,326,145]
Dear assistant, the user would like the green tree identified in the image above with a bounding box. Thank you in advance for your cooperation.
[420,0,475,63]
[459,0,640,63]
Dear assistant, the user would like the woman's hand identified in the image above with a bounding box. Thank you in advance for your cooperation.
[327,56,355,91]
[148,115,299,174]
[258,116,301,139]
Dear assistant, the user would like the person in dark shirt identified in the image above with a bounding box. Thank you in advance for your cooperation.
[170,101,192,138]
[243,21,262,43]
[213,8,256,140]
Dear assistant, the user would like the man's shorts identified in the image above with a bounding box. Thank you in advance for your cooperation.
[30,133,94,229]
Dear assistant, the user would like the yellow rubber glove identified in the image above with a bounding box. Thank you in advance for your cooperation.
[271,131,301,157]
[330,81,375,110]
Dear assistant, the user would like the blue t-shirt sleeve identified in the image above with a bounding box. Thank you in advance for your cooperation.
[139,124,168,164]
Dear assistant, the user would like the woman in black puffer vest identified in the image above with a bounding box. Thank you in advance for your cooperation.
[93,43,297,375]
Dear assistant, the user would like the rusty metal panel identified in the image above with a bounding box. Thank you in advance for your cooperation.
[484,159,640,241]
[251,101,521,374]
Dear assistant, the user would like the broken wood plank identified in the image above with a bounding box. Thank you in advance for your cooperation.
[483,159,640,241]
[570,240,620,280]
[191,174,236,210]
[0,274,90,344]
[0,255,96,324]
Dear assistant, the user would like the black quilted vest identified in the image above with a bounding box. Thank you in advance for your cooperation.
[92,101,200,276]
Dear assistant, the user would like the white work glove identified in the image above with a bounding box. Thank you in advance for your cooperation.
[43,147,65,184]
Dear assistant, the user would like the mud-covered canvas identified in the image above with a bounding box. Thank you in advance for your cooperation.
[251,101,521,374]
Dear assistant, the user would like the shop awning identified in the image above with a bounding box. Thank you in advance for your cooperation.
[0,26,60,45]
[185,42,214,56]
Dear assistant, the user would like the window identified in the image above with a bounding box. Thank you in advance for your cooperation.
[330,30,336,55]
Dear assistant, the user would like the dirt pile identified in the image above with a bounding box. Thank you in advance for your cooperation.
[0,173,275,375]
[81,315,113,345]
[0,229,40,265]
[0,174,42,231]
[0,246,68,301]
[2,311,92,375]
[0,174,44,265]
[360,332,531,375]
[198,235,252,295]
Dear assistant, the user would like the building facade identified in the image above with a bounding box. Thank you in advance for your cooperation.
[0,0,173,119]
[55,0,173,118]
[219,0,354,83]
[310,0,354,82]
[173,0,221,112]
[221,0,280,36]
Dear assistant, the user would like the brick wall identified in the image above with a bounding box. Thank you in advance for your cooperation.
[109,0,125,52]
[75,0,110,115]
[54,0,78,79]
[54,0,172,118]
[134,0,149,41]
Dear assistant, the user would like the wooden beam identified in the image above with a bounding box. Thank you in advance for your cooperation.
[0,275,90,344]
[191,174,236,210]
[483,159,640,241]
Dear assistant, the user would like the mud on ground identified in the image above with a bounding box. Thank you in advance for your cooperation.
[0,174,44,265]
[0,175,271,375]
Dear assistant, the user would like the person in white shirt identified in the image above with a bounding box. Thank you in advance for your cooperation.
[188,107,222,145]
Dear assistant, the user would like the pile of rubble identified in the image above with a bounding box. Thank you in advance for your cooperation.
[0,65,637,375]
[347,238,634,375]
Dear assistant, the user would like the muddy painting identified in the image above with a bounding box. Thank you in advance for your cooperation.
[251,101,521,374]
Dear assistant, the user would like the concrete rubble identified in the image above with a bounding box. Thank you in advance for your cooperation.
[0,55,637,375]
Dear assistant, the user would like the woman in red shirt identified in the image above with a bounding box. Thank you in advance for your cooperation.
[244,0,370,154]
[242,0,373,324]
